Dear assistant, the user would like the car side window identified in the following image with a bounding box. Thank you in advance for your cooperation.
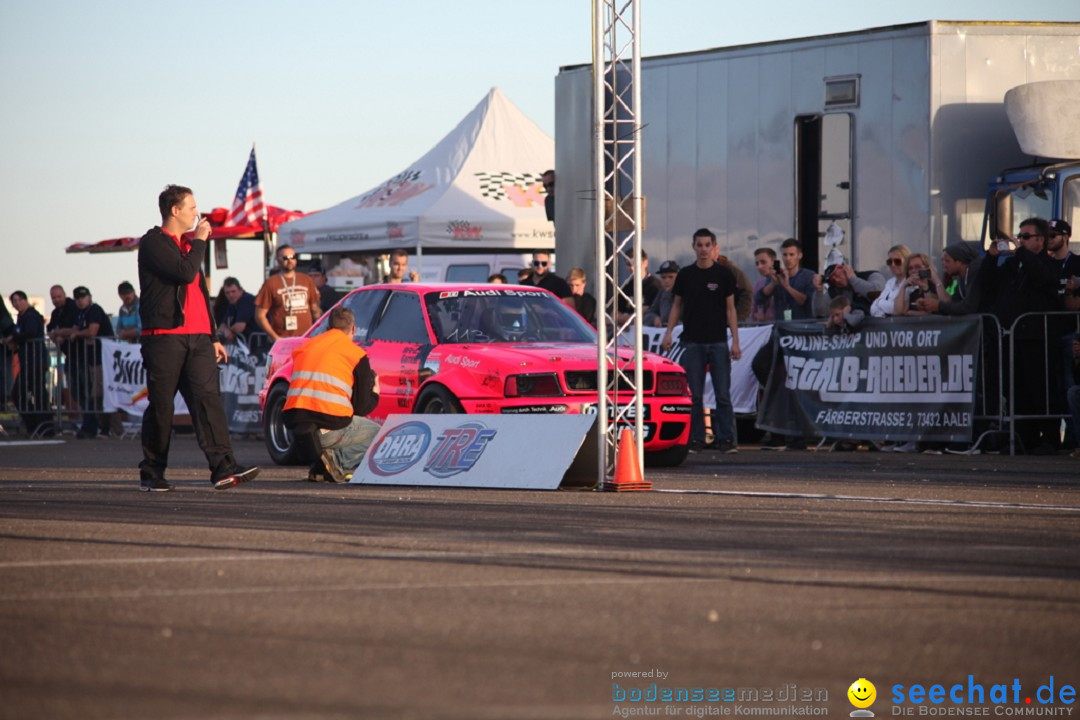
[344,289,389,342]
[369,291,429,344]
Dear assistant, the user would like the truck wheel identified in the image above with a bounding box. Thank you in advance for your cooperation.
[644,443,690,468]
[416,385,463,414]
[263,382,300,465]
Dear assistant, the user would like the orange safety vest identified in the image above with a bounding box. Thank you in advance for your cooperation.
[283,329,366,418]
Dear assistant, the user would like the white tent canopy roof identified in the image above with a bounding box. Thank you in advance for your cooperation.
[281,87,555,254]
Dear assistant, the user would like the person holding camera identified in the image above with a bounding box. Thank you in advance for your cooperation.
[754,238,816,320]
[750,248,778,322]
[892,253,945,317]
[813,262,886,317]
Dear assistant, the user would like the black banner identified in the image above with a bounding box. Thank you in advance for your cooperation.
[218,337,267,434]
[757,317,981,442]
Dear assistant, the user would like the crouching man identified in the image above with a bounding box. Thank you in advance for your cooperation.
[283,307,380,482]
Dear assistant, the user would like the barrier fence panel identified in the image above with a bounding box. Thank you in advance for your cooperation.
[1005,310,1080,455]
[2,333,272,439]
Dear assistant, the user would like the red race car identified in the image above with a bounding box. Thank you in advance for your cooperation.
[258,283,692,467]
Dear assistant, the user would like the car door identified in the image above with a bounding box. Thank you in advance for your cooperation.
[366,289,432,419]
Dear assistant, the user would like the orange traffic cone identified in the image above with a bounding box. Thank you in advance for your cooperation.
[606,427,652,492]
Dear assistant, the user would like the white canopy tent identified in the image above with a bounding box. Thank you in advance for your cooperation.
[280,87,555,255]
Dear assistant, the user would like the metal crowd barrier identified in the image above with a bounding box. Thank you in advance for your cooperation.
[1004,311,1080,455]
[1,331,275,439]
[1,336,81,439]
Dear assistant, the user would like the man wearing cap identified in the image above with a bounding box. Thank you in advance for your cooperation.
[115,281,141,343]
[812,262,886,317]
[644,260,679,328]
[1048,219,1080,312]
[137,184,260,491]
[917,242,985,316]
[1047,219,1080,444]
[69,286,114,439]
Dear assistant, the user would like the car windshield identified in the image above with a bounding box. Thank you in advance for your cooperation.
[425,288,597,344]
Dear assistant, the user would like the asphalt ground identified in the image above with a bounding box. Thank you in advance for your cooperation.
[1,434,1079,720]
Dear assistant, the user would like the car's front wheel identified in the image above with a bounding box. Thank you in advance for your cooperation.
[415,385,464,414]
[263,382,300,465]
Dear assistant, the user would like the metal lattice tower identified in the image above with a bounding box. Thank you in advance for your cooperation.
[593,0,644,486]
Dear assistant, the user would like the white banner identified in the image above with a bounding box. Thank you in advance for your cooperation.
[100,338,188,416]
[352,414,596,489]
[619,324,772,414]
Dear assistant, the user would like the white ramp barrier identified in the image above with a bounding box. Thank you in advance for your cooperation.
[351,414,597,490]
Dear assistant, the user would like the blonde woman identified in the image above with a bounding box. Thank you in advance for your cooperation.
[869,244,911,317]
[893,253,946,317]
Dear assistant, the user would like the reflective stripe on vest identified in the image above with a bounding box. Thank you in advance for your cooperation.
[283,329,366,418]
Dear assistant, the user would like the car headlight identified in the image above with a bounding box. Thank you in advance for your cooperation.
[655,372,688,396]
[504,373,563,397]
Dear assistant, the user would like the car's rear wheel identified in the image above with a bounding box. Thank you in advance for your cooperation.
[643,443,690,468]
[416,385,464,414]
[263,382,300,465]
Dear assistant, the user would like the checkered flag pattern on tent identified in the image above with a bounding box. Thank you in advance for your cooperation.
[474,172,546,208]
[475,172,543,201]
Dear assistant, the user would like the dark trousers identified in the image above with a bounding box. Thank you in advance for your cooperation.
[14,347,49,435]
[140,334,234,478]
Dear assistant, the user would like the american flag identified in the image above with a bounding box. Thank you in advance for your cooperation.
[224,147,265,227]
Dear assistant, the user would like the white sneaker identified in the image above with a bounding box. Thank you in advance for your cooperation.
[892,441,918,453]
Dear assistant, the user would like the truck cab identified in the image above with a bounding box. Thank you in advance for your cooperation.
[983,161,1080,243]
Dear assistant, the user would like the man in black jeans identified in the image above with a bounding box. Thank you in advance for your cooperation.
[136,184,259,492]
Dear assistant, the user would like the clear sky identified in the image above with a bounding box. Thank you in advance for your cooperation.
[2,0,1078,314]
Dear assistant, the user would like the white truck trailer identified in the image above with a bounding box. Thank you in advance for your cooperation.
[554,21,1080,278]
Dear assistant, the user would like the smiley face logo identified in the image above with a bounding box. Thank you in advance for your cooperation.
[848,678,877,709]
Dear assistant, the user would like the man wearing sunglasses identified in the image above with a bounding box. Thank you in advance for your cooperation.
[981,216,1061,454]
[523,251,571,298]
[254,245,322,343]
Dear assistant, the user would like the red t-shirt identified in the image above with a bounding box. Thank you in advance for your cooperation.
[144,230,212,336]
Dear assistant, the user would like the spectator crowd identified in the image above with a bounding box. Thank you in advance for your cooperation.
[3,217,1077,459]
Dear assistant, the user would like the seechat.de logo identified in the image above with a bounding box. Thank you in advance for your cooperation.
[368,421,432,476]
[424,422,497,479]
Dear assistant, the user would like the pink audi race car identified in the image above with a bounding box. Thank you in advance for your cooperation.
[258,282,693,467]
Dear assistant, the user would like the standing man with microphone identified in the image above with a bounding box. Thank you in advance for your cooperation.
[136,184,259,492]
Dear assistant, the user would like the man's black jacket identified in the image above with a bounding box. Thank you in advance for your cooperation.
[137,227,217,334]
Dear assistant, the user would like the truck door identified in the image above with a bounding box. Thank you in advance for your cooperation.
[796,112,853,272]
